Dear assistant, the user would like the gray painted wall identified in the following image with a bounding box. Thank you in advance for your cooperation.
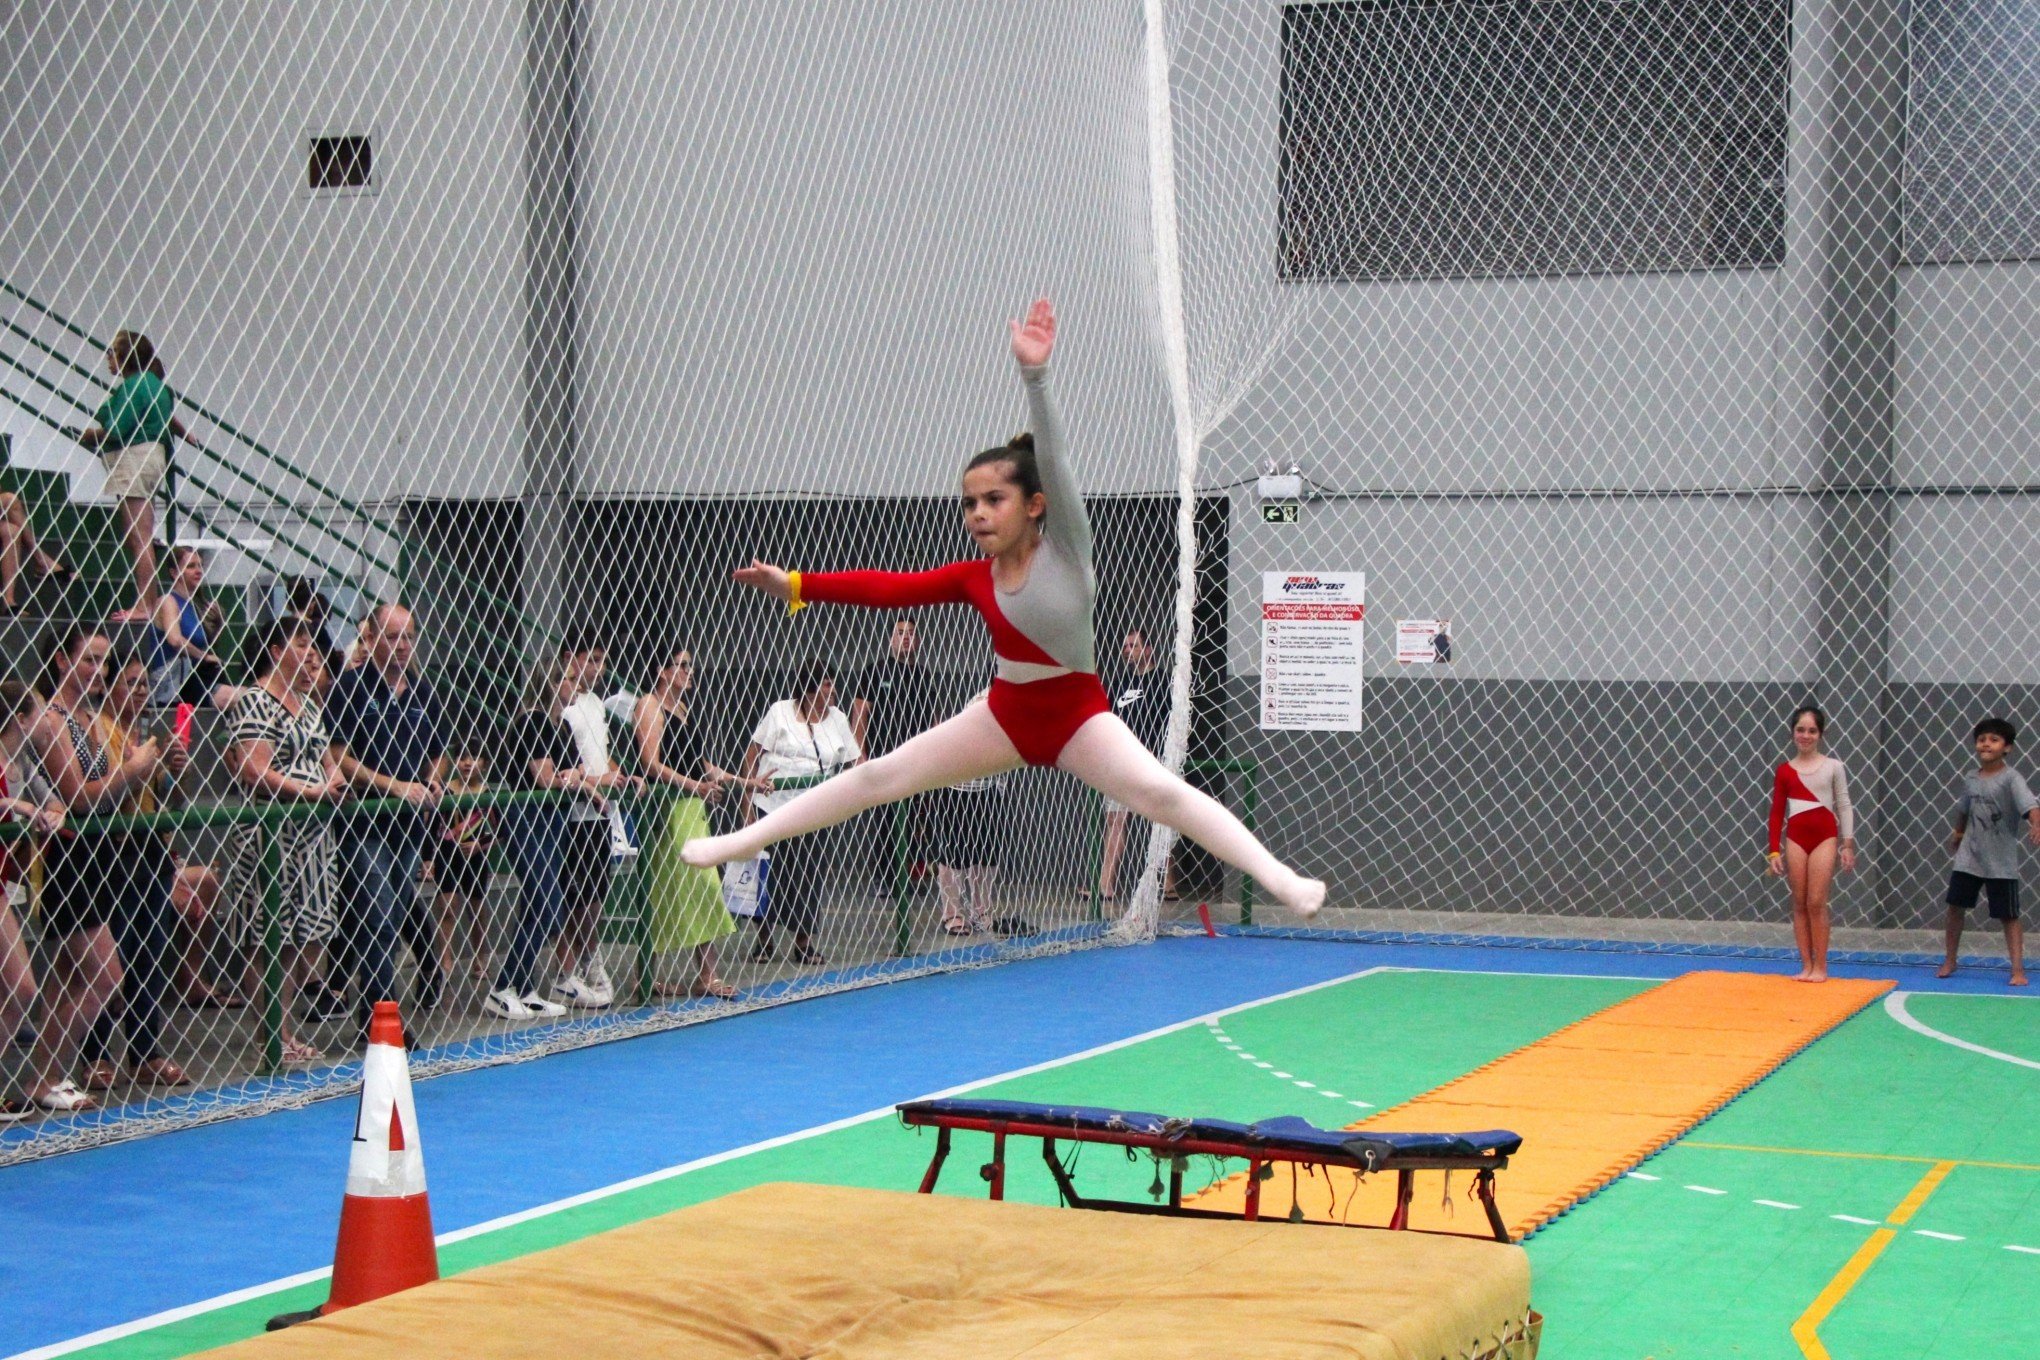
[0,1,528,500]
[574,0,1176,497]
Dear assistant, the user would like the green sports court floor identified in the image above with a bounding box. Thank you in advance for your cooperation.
[5,938,2034,1359]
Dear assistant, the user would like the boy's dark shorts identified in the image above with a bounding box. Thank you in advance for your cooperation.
[1946,871,2020,922]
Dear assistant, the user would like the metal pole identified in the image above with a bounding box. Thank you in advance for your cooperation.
[259,824,286,1076]
[892,799,911,956]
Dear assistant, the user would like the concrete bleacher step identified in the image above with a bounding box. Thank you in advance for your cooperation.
[1,438,150,637]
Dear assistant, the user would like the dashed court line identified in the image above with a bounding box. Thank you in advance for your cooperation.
[1622,1155,2038,1256]
[1203,1020,1373,1110]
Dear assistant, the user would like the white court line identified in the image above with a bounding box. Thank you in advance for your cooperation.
[1376,965,1666,983]
[1626,1172,1661,1182]
[7,966,1396,1360]
[2007,1244,2040,1255]
[1833,1214,1880,1226]
[1914,1230,1965,1242]
[1884,993,2040,1071]
[1685,1185,1728,1196]
[1754,1199,1801,1210]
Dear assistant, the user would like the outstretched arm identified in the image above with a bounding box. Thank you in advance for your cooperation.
[733,559,974,613]
[1010,299,1092,575]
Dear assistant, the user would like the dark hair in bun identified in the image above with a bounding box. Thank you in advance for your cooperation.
[965,431,1042,504]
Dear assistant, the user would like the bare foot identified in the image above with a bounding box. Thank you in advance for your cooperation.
[1791,968,1811,981]
[2012,972,2029,987]
[1805,971,1827,983]
[1936,961,1957,979]
[1275,876,1326,917]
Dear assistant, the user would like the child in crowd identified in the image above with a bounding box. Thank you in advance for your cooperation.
[1939,717,2039,986]
[433,741,498,984]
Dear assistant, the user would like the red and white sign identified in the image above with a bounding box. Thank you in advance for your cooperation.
[1260,571,1365,731]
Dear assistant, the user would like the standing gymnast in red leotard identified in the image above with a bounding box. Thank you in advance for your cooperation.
[1766,705,1857,982]
[682,299,1326,918]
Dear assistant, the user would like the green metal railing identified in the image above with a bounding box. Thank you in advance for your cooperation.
[0,786,687,1074]
[0,277,556,707]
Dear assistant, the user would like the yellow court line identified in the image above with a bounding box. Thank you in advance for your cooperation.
[1885,1161,1955,1225]
[1792,1162,1958,1360]
[1684,1140,2040,1174]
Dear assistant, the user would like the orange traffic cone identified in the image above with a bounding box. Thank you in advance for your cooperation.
[268,1001,439,1330]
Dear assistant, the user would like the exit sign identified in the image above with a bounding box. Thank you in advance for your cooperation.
[1261,501,1299,524]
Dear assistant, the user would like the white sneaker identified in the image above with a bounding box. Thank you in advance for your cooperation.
[482,987,535,1020]
[551,974,609,1010]
[520,991,568,1018]
[580,955,616,1007]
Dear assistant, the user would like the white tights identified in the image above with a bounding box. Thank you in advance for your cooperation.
[683,702,1323,916]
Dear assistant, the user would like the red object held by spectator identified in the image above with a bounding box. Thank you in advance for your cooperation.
[173,702,194,748]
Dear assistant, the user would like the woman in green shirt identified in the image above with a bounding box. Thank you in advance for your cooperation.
[69,330,174,620]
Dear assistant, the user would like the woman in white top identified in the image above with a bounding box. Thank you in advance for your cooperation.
[740,658,862,966]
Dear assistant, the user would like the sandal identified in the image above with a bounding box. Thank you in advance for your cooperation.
[183,986,246,1010]
[129,1057,190,1087]
[81,1060,120,1092]
[791,945,827,967]
[34,1080,97,1112]
[280,1038,325,1066]
[942,919,973,936]
[698,977,738,1000]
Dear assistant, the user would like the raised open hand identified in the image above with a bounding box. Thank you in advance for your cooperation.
[1009,297,1056,368]
[733,559,793,603]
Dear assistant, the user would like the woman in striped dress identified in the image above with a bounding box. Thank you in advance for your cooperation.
[222,614,346,1063]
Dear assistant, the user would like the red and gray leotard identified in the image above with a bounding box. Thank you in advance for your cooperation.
[799,363,1110,765]
[1767,757,1853,855]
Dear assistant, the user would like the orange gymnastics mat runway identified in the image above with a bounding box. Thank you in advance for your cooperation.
[1183,970,1893,1239]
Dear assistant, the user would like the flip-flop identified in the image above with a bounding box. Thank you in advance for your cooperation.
[129,1059,191,1087]
[34,1081,96,1112]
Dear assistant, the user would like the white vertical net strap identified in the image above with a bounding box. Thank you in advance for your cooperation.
[1152,0,2040,958]
[0,0,1181,1160]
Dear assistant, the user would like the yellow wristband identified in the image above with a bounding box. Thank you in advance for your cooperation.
[786,570,807,617]
[1767,851,1782,860]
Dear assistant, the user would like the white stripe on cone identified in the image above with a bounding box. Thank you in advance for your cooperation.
[347,1033,426,1199]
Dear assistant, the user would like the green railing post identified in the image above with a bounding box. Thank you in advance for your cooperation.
[892,800,912,956]
[1240,763,1259,927]
[259,822,287,1076]
[1084,788,1105,921]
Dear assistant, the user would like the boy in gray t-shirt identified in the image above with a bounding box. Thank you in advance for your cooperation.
[1940,717,2040,986]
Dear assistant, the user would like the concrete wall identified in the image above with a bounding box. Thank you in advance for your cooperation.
[0,1,528,500]
[574,0,1175,497]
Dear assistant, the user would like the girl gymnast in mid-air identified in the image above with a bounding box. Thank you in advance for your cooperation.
[683,298,1326,918]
